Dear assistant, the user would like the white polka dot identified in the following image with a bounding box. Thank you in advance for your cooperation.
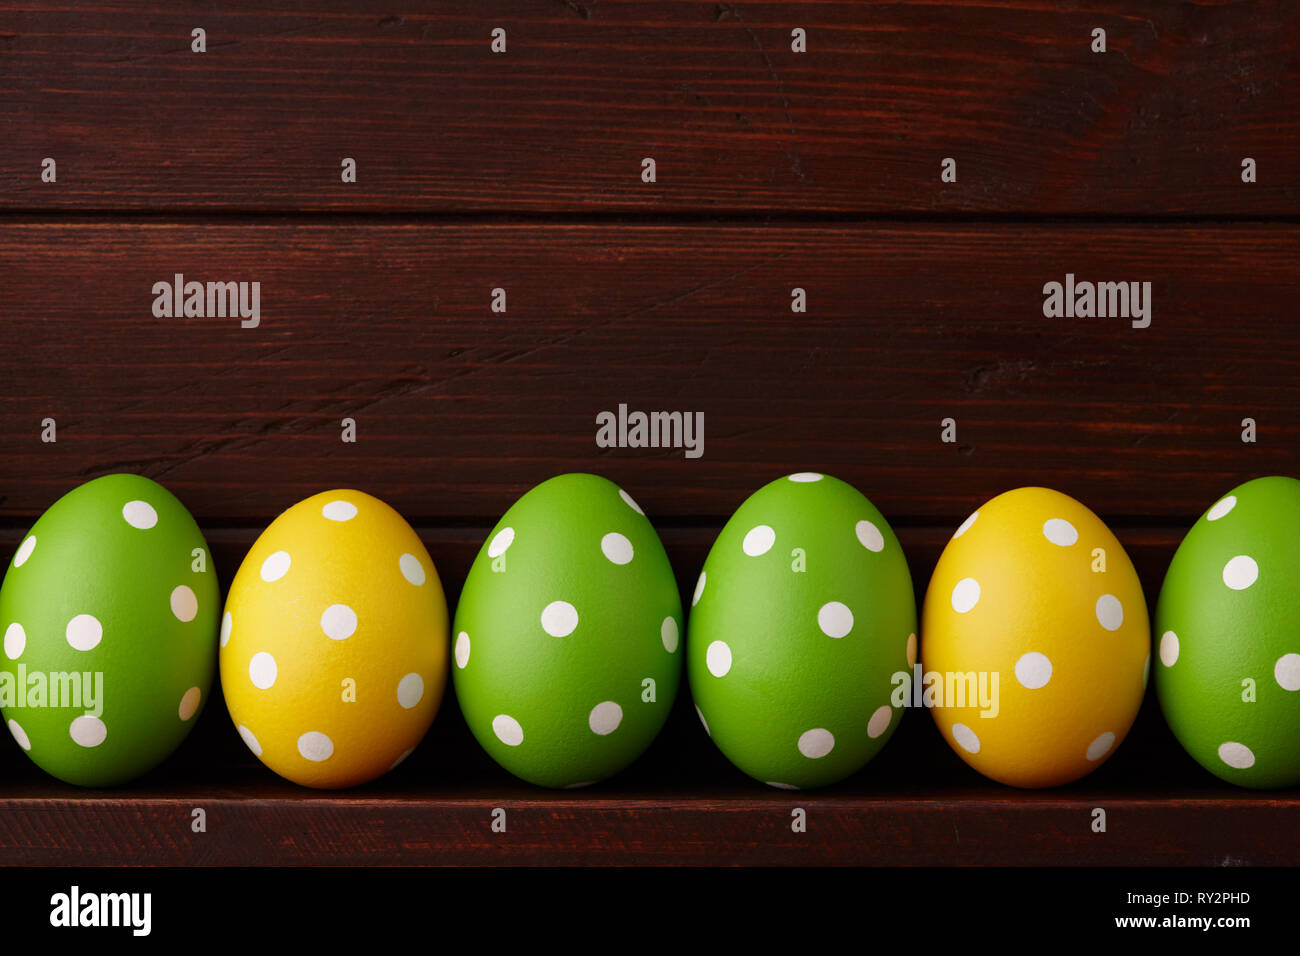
[541,600,578,637]
[953,511,978,538]
[170,585,198,623]
[298,731,334,762]
[1086,731,1115,761]
[399,553,426,585]
[766,781,800,790]
[397,673,424,709]
[487,527,514,558]
[1014,651,1053,689]
[855,520,884,552]
[260,550,291,582]
[867,705,892,738]
[696,705,710,736]
[692,572,706,607]
[788,472,823,482]
[1207,495,1237,521]
[122,500,157,530]
[178,686,201,721]
[454,631,470,669]
[238,724,263,757]
[220,611,233,648]
[906,633,917,668]
[248,652,277,689]
[8,719,30,751]
[817,601,854,639]
[951,578,980,614]
[4,623,25,660]
[1160,630,1179,667]
[601,532,634,565]
[742,525,775,557]
[1042,518,1078,547]
[1096,594,1123,631]
[589,701,623,735]
[1218,741,1254,769]
[13,536,34,568]
[320,603,357,641]
[70,715,106,748]
[706,640,732,677]
[661,616,679,653]
[952,723,980,754]
[493,714,523,746]
[65,614,102,651]
[321,499,357,521]
[797,728,834,759]
[1223,555,1258,591]
[390,748,414,770]
[619,488,645,515]
[1274,653,1300,691]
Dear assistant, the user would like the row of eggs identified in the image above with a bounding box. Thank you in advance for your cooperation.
[1,472,1296,791]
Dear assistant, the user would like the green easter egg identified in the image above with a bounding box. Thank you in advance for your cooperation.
[687,472,916,789]
[452,474,682,788]
[1156,476,1300,788]
[0,474,219,786]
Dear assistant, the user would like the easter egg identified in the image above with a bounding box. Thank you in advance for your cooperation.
[1155,476,1300,788]
[221,490,448,788]
[921,487,1148,788]
[687,472,915,789]
[0,474,218,786]
[453,474,681,788]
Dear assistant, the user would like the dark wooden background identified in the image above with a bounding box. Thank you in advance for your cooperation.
[1,1,1298,866]
[3,1,1298,214]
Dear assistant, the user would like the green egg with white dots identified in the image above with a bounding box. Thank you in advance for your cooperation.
[687,472,916,789]
[0,474,219,786]
[1156,476,1300,788]
[452,474,682,788]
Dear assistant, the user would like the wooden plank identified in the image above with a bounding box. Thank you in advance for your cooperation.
[0,222,1295,522]
[1,2,1297,214]
[1,787,1294,866]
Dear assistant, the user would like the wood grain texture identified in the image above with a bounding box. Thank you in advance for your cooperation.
[0,222,1295,523]
[1,1,1297,214]
[1,788,1294,865]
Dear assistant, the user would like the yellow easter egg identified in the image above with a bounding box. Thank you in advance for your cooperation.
[220,490,448,788]
[921,487,1148,788]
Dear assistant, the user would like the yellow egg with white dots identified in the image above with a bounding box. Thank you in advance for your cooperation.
[921,487,1148,788]
[220,490,448,788]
